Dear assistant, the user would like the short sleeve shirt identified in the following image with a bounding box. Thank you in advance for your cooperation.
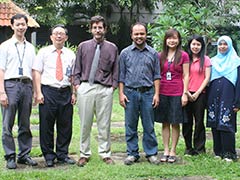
[188,55,211,92]
[160,51,189,96]
[33,45,75,88]
[0,36,35,79]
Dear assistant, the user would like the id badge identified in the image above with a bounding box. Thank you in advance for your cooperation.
[18,67,23,75]
[66,65,72,77]
[166,71,172,80]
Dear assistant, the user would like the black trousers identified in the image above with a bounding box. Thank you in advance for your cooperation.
[182,92,206,153]
[211,128,236,159]
[39,85,73,161]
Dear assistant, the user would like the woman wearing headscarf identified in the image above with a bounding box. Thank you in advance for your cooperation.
[207,35,240,162]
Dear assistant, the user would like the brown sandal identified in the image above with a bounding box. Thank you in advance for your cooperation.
[160,155,169,162]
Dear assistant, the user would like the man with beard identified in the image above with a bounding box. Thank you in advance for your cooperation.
[73,15,118,167]
[118,22,160,165]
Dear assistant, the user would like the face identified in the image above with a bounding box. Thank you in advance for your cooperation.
[11,17,27,39]
[190,39,202,55]
[50,27,68,49]
[131,24,147,49]
[166,34,179,49]
[91,22,106,42]
[218,40,228,54]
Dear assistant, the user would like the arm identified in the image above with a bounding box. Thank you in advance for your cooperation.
[192,66,211,101]
[72,45,82,89]
[182,63,189,106]
[32,70,44,104]
[233,66,240,112]
[119,82,129,108]
[0,69,8,107]
[112,47,119,89]
[152,79,160,108]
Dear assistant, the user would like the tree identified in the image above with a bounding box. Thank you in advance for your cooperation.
[149,0,240,54]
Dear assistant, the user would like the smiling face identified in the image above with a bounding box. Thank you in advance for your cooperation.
[166,33,179,50]
[11,17,27,41]
[131,24,147,49]
[218,40,228,54]
[190,39,202,55]
[50,26,68,49]
[91,21,106,43]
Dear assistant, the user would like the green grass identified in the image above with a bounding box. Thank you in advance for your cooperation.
[0,90,240,180]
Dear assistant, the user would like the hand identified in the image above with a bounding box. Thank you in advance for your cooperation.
[192,91,200,101]
[35,92,44,105]
[119,93,129,108]
[0,93,8,107]
[71,93,77,105]
[233,108,239,113]
[181,93,188,107]
[152,94,159,108]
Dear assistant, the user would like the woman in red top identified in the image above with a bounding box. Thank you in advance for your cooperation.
[155,28,189,163]
[183,35,211,155]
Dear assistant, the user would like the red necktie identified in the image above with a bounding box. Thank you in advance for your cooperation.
[56,49,63,81]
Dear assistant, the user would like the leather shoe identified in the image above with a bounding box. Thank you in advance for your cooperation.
[103,157,114,165]
[58,157,76,164]
[6,157,17,169]
[46,160,54,167]
[77,157,89,167]
[17,157,38,166]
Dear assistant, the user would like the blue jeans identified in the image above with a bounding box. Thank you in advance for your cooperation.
[124,87,158,158]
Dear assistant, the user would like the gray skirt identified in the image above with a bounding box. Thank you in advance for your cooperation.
[154,94,188,124]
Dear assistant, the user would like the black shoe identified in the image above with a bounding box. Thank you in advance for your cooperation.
[58,157,76,164]
[6,157,17,169]
[17,157,38,166]
[46,160,54,167]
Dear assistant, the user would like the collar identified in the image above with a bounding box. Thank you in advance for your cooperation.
[49,45,65,54]
[130,42,149,51]
[11,35,26,45]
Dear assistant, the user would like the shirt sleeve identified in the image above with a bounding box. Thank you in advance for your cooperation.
[73,44,82,86]
[0,43,8,71]
[182,51,190,64]
[153,51,161,80]
[204,55,212,67]
[32,48,44,72]
[118,50,127,83]
[234,66,240,108]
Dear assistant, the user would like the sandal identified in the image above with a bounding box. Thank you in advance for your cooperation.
[168,156,176,163]
[160,155,169,162]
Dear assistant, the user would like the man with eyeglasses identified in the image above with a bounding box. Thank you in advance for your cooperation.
[33,24,76,167]
[0,13,38,169]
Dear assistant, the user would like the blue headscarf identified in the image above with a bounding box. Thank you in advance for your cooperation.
[210,35,240,85]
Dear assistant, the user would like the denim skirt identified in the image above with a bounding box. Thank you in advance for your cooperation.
[154,94,187,124]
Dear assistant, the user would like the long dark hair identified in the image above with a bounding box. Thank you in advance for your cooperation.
[187,35,205,72]
[160,28,182,69]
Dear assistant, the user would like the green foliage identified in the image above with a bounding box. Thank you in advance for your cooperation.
[148,0,218,51]
[149,0,240,53]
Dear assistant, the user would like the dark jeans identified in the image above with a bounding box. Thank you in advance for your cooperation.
[124,87,158,158]
[182,92,206,153]
[39,85,73,161]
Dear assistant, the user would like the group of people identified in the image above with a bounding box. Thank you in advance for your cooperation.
[0,13,240,170]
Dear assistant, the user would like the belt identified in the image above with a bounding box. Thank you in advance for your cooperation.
[5,78,32,84]
[126,86,152,93]
[42,85,70,92]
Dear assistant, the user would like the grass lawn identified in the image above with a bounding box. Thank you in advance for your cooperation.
[0,90,240,180]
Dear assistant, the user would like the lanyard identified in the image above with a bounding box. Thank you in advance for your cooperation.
[167,54,175,72]
[15,42,26,68]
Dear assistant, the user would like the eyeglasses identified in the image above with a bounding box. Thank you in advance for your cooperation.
[52,32,66,36]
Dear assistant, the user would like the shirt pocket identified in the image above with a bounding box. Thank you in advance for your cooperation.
[99,56,113,72]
